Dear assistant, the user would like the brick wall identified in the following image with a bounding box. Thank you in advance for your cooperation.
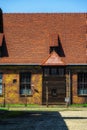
[66,66,87,104]
[0,66,42,105]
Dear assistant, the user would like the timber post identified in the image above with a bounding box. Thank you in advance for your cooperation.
[46,81,48,107]
[3,83,6,107]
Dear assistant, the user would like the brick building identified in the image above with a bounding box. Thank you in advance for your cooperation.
[0,9,87,105]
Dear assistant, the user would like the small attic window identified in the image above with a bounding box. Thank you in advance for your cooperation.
[50,46,58,54]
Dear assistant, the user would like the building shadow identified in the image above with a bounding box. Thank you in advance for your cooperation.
[57,36,65,57]
[0,8,8,57]
[50,36,65,57]
[63,116,87,119]
[0,110,68,130]
[0,8,3,33]
[1,35,9,57]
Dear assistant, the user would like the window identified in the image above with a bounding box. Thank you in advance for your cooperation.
[20,72,32,96]
[58,68,64,76]
[44,67,65,76]
[78,73,87,95]
[44,68,49,76]
[50,46,58,54]
[0,72,2,95]
[51,68,57,75]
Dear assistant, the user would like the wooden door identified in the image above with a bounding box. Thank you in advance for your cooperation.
[42,76,66,105]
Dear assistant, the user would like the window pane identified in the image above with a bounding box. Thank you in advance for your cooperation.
[20,88,24,95]
[0,73,2,79]
[0,79,2,83]
[0,73,2,83]
[51,68,57,75]
[44,68,49,76]
[0,89,2,94]
[26,89,32,95]
[58,68,64,76]
[0,84,2,94]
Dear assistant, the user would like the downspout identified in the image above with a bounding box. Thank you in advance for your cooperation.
[69,69,72,105]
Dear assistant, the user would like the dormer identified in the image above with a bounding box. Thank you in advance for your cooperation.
[0,33,3,57]
[49,34,65,57]
[42,34,65,66]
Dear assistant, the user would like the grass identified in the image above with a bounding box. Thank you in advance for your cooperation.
[0,103,87,109]
[70,104,87,107]
[0,103,39,108]
[0,103,87,114]
[0,107,8,110]
[0,110,26,119]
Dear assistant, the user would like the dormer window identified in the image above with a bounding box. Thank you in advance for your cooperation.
[50,46,58,54]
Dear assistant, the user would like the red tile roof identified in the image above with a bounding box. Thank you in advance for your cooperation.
[0,13,86,65]
[49,33,59,46]
[0,33,3,46]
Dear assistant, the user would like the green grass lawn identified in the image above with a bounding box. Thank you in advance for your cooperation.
[0,103,87,109]
[0,110,27,119]
[70,103,87,107]
[0,103,39,107]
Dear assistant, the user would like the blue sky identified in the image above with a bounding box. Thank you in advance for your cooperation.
[0,0,87,13]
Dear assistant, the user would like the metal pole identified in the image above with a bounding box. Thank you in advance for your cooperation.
[3,83,6,107]
[46,81,48,107]
[25,85,27,107]
[69,69,72,105]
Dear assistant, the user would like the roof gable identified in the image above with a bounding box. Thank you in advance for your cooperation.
[42,51,65,66]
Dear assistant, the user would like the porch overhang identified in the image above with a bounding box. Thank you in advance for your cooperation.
[42,50,65,66]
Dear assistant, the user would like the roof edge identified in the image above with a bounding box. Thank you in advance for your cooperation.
[0,63,40,66]
[68,63,87,65]
[0,63,87,66]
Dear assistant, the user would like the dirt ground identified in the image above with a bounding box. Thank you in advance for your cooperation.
[60,111,87,130]
[0,109,87,130]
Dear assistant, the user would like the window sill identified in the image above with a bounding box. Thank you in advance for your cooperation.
[20,94,33,97]
[0,94,3,97]
[44,75,65,77]
[78,94,87,97]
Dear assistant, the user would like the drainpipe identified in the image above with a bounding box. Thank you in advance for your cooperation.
[25,85,27,107]
[46,81,48,107]
[3,83,6,107]
[69,69,72,105]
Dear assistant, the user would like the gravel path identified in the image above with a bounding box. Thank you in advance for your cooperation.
[0,110,87,130]
[60,111,87,130]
